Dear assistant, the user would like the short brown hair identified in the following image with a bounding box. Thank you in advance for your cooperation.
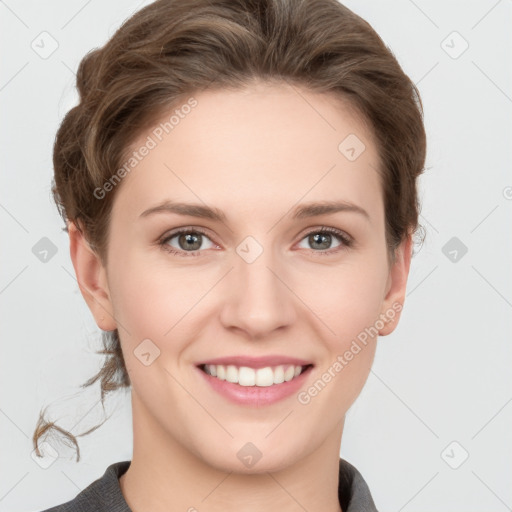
[34,0,427,461]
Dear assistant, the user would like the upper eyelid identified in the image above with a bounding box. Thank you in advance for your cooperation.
[160,225,352,248]
[161,226,214,242]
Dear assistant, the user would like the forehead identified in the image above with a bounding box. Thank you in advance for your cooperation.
[112,82,383,226]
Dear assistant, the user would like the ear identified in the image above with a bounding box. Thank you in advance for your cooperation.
[378,234,413,336]
[68,221,117,331]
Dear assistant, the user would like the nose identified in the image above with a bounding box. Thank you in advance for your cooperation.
[219,246,297,339]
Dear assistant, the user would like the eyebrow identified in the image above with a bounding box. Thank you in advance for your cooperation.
[139,199,370,222]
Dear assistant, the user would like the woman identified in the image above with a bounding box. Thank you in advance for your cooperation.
[34,0,427,510]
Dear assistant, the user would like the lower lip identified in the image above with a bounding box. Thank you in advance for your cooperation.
[196,365,313,407]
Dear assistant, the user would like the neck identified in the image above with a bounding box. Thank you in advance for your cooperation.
[119,391,345,512]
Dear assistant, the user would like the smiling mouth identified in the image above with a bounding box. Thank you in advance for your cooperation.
[197,363,314,387]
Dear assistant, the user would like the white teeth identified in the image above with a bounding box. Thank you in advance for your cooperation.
[203,364,307,387]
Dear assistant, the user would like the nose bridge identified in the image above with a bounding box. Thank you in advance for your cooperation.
[220,236,296,337]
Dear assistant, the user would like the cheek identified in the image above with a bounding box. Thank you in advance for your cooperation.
[294,260,386,415]
[110,270,170,339]
[294,254,388,342]
[108,265,200,396]
[108,256,216,348]
[108,231,388,346]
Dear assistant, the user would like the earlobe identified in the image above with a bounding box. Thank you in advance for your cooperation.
[378,234,413,336]
[68,221,117,332]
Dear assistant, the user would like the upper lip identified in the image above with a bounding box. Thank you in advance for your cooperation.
[196,355,313,369]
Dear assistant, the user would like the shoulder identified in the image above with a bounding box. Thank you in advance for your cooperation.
[39,461,131,512]
[338,457,379,512]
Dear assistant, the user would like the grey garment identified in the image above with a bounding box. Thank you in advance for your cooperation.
[41,458,378,512]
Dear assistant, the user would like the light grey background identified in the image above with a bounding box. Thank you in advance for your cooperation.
[1,1,511,511]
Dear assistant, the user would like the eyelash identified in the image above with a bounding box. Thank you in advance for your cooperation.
[158,226,354,258]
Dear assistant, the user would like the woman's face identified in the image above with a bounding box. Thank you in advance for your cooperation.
[73,81,411,472]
